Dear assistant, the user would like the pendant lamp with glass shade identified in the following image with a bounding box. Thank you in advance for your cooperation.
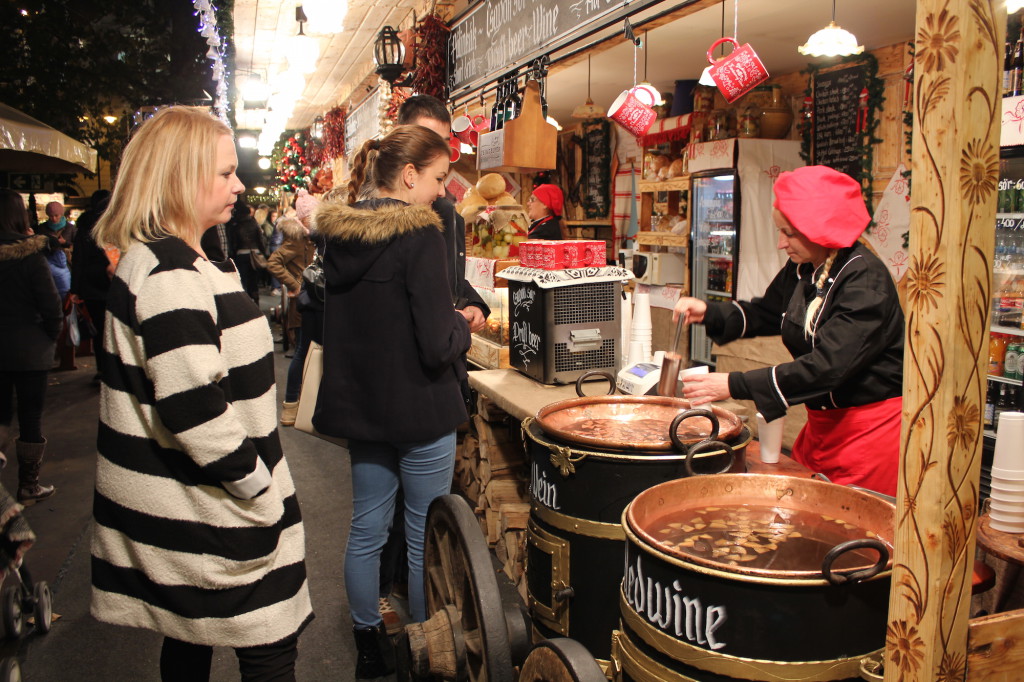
[798,0,863,57]
[572,55,606,118]
[699,1,727,86]
[634,31,664,106]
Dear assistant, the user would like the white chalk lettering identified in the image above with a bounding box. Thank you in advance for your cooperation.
[531,461,560,510]
[511,286,536,314]
[623,553,728,650]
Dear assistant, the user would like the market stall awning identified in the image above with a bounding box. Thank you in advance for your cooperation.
[0,102,97,175]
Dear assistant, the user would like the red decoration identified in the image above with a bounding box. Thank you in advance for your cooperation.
[411,14,450,101]
[321,106,347,163]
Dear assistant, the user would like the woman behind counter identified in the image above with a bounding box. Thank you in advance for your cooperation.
[526,183,565,240]
[675,166,904,496]
[312,125,470,679]
[90,106,312,681]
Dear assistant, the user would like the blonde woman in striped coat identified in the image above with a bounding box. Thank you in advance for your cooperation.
[90,107,312,681]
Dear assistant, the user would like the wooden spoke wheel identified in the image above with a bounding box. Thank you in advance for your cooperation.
[518,639,606,682]
[416,494,515,682]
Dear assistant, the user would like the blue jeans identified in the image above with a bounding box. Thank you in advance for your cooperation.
[283,329,310,402]
[345,433,456,627]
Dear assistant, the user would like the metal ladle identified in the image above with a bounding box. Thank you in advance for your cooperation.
[657,315,688,398]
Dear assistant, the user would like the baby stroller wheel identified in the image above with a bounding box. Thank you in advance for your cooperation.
[2,586,23,639]
[33,582,51,634]
[0,657,20,682]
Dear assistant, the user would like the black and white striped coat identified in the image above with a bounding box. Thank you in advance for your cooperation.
[91,237,313,648]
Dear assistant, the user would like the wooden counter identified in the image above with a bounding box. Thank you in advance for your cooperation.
[467,368,812,477]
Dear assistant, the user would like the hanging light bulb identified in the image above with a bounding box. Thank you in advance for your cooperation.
[798,0,863,57]
[635,31,664,106]
[572,55,606,118]
[303,0,347,34]
[289,6,320,74]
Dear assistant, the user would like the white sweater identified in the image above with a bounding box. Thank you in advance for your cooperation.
[91,237,312,647]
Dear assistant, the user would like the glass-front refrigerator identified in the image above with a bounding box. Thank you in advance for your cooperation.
[690,170,739,366]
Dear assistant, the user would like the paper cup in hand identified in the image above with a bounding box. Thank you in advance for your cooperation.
[756,412,784,464]
[609,87,658,137]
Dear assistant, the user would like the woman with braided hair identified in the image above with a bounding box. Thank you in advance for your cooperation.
[673,165,904,495]
[313,124,470,678]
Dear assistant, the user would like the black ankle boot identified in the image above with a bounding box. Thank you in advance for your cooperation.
[353,625,395,679]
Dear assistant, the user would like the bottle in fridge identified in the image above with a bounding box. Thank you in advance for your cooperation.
[690,170,739,366]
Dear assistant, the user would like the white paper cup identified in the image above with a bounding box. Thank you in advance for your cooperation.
[627,340,647,365]
[993,411,1024,471]
[991,466,1024,480]
[756,412,784,464]
[989,517,1024,533]
[990,500,1024,517]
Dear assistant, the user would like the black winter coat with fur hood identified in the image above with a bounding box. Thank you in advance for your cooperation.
[312,198,471,442]
[0,232,62,372]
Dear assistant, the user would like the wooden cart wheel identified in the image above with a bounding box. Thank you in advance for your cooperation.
[0,657,20,682]
[2,586,23,639]
[419,494,514,682]
[32,582,52,634]
[518,638,606,682]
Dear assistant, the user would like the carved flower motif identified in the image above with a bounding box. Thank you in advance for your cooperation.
[887,619,926,676]
[937,651,966,682]
[960,138,999,207]
[946,396,979,452]
[906,253,946,312]
[917,8,961,72]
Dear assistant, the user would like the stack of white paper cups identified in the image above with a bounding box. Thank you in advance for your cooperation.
[990,411,1024,533]
[630,289,652,362]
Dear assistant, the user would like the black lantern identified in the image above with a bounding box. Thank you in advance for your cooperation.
[374,25,407,84]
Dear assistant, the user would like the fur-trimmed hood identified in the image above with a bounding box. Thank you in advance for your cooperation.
[315,198,445,288]
[0,233,49,262]
[313,198,443,244]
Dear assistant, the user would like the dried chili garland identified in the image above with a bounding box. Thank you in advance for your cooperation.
[321,105,347,164]
[412,13,450,100]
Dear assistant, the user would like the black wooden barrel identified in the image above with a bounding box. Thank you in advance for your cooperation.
[523,417,750,665]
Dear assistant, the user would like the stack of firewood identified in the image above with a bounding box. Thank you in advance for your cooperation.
[452,395,530,600]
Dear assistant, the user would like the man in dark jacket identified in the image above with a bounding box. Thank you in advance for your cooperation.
[70,190,112,371]
[397,95,490,330]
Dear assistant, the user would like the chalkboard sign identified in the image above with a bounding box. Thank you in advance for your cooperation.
[811,61,869,180]
[449,0,667,96]
[344,88,383,158]
[580,119,611,219]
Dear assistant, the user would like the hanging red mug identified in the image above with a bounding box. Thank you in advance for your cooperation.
[608,87,658,137]
[706,37,770,103]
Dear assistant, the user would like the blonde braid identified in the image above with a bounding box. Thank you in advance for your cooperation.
[803,249,838,339]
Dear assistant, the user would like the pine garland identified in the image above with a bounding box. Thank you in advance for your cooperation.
[800,52,885,219]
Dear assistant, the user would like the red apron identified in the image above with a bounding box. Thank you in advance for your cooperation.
[791,396,902,497]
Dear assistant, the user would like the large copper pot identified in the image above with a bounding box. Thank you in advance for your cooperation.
[535,370,744,453]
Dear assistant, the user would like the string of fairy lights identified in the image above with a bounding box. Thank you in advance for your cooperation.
[192,0,229,122]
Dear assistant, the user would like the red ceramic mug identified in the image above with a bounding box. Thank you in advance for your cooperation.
[451,115,479,146]
[609,87,658,137]
[706,37,770,103]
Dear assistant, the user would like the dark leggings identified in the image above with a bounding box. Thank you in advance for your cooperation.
[0,370,47,442]
[160,636,298,682]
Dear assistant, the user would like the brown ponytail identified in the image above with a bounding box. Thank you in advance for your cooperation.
[345,125,450,205]
[803,249,838,339]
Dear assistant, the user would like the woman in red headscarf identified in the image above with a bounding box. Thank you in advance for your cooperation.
[527,184,565,240]
[673,166,904,495]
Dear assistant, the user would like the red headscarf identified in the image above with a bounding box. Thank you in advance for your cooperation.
[773,166,870,249]
[532,184,564,217]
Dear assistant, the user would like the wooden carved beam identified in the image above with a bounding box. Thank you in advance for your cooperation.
[886,1,1003,679]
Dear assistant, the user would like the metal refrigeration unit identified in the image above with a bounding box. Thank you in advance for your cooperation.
[507,274,621,385]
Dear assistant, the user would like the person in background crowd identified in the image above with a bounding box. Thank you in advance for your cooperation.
[253,203,272,289]
[39,200,76,301]
[313,125,470,679]
[200,222,227,261]
[90,106,312,681]
[526,184,566,240]
[226,197,266,303]
[673,166,904,496]
[71,189,114,381]
[267,208,283,296]
[0,189,62,504]
[266,214,316,426]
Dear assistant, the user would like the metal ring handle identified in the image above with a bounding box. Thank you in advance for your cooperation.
[575,370,617,397]
[821,538,889,585]
[683,438,735,477]
[669,408,720,452]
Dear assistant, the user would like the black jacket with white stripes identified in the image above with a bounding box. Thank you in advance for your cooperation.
[703,241,905,422]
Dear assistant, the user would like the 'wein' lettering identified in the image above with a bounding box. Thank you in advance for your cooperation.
[531,461,559,510]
